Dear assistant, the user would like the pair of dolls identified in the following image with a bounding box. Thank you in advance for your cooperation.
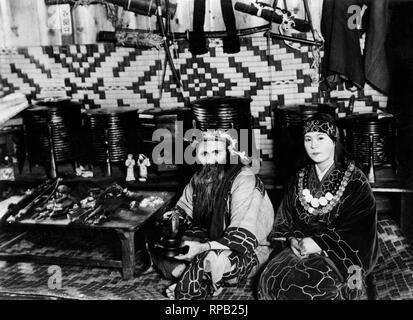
[125,154,150,182]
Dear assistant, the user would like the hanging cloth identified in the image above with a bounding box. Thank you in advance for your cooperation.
[320,0,390,94]
[220,0,240,53]
[364,0,390,94]
[189,0,208,55]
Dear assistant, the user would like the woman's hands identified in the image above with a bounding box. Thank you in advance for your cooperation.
[174,240,210,261]
[289,237,322,258]
[290,237,304,257]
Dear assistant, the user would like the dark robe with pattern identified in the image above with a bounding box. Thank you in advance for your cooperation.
[258,162,379,300]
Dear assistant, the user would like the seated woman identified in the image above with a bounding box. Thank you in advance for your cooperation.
[258,113,379,300]
[151,130,275,300]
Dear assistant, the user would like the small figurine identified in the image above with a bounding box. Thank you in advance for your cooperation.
[125,154,136,182]
[75,165,93,178]
[0,155,15,181]
[137,154,150,182]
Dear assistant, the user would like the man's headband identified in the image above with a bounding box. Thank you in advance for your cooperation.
[199,130,237,149]
[303,120,339,139]
[187,130,251,164]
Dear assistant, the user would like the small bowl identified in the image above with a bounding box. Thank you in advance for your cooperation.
[154,244,189,258]
[159,237,182,248]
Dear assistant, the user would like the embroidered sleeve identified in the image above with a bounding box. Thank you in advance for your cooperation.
[175,178,194,219]
[269,178,305,243]
[217,227,259,256]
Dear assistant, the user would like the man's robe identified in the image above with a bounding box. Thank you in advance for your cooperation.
[174,166,274,299]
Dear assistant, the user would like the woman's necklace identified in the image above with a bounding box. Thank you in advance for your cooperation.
[298,161,355,216]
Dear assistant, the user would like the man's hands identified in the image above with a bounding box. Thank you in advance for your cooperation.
[289,237,322,258]
[174,240,210,261]
[162,210,182,234]
[163,210,175,219]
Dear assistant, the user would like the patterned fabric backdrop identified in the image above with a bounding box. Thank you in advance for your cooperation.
[0,35,388,161]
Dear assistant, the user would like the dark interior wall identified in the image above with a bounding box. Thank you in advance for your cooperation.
[386,1,413,243]
[388,1,413,185]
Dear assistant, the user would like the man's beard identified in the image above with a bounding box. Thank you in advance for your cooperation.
[192,164,228,234]
[191,162,243,239]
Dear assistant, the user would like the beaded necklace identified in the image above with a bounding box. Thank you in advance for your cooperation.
[298,161,355,216]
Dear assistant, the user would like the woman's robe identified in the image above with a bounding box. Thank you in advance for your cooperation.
[259,161,379,300]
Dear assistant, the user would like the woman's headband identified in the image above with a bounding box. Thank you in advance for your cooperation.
[303,120,339,139]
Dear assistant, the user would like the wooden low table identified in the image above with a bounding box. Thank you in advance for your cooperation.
[0,190,176,280]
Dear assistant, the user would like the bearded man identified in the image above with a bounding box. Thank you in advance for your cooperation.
[151,130,275,300]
